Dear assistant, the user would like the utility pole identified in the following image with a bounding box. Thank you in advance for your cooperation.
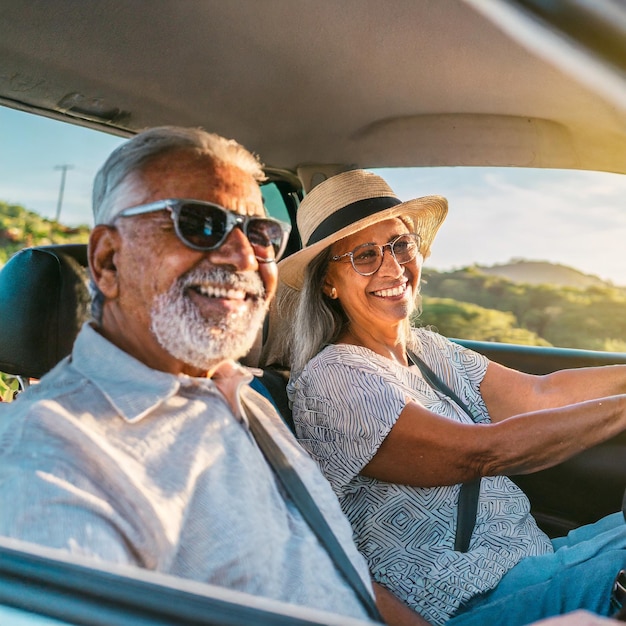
[54,164,74,223]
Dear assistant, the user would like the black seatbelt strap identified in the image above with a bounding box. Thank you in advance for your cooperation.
[244,400,384,624]
[407,349,481,553]
[454,480,481,553]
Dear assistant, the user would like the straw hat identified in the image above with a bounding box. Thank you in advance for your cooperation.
[278,169,448,289]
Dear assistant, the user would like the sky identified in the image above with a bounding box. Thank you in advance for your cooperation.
[2,105,626,285]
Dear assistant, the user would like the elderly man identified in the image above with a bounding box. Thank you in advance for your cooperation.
[0,127,425,625]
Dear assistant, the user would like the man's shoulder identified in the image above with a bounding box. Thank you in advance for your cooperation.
[0,362,93,467]
[241,381,322,467]
[249,370,294,432]
[1,361,90,420]
[7,328,120,433]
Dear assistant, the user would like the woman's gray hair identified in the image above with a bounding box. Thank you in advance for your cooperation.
[92,126,265,224]
[285,248,345,376]
[284,245,423,378]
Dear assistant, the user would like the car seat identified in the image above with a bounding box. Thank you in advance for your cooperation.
[0,244,90,386]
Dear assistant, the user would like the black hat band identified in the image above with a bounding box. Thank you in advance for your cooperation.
[306,196,401,246]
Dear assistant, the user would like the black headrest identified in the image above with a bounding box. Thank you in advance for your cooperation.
[0,244,91,379]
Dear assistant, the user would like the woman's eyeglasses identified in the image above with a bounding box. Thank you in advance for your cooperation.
[116,199,291,263]
[330,233,421,276]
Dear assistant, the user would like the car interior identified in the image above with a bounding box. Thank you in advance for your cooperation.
[1,0,626,623]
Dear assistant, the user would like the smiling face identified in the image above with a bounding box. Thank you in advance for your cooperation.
[324,218,423,348]
[89,150,276,376]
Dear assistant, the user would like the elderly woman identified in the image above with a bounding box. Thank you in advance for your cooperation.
[274,170,626,626]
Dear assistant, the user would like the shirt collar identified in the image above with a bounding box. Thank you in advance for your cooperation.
[69,323,182,422]
[71,323,258,422]
[70,323,259,423]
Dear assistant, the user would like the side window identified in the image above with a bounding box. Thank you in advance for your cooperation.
[261,180,301,260]
[0,107,125,400]
[374,167,626,353]
[0,107,126,232]
[261,182,291,223]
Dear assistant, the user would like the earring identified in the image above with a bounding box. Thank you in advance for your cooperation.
[330,287,337,299]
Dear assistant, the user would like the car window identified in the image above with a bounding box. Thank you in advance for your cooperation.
[0,107,126,231]
[0,106,291,229]
[371,166,626,352]
[261,182,291,223]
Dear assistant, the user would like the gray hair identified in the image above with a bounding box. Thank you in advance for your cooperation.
[92,126,265,224]
[89,277,105,325]
[284,247,423,378]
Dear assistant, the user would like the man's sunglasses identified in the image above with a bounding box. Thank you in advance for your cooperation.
[116,199,291,263]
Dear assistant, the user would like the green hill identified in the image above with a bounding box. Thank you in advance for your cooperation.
[420,266,626,352]
[475,259,612,289]
[0,200,90,265]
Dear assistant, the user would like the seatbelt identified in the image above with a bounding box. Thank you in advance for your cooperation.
[244,400,384,624]
[407,349,481,553]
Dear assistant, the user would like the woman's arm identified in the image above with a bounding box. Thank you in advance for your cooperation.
[361,391,626,487]
[373,582,433,626]
[480,361,626,422]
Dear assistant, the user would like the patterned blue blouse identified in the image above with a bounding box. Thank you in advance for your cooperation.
[289,328,552,626]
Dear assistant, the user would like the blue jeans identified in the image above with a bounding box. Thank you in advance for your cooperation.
[447,512,626,626]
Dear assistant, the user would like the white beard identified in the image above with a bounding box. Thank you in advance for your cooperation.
[150,266,268,370]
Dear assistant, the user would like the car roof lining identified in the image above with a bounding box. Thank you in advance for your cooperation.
[0,0,625,175]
